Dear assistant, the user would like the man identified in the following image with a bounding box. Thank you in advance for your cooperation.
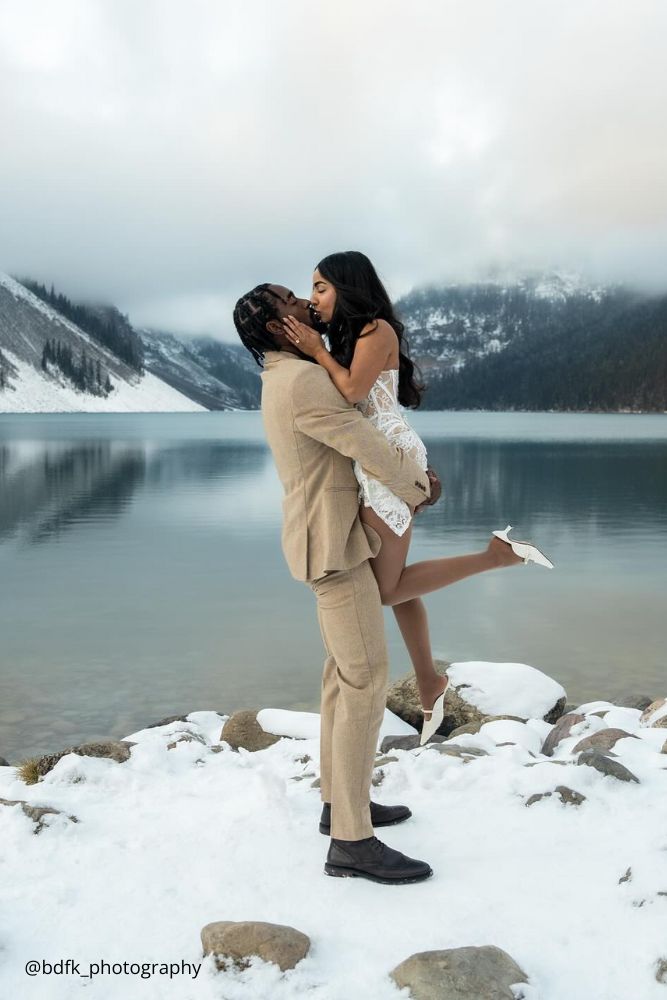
[233,283,439,884]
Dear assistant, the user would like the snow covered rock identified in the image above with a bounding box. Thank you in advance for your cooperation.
[0,797,78,832]
[387,660,566,737]
[426,743,490,760]
[448,661,566,723]
[540,712,586,756]
[257,707,417,746]
[19,740,136,784]
[525,786,586,808]
[640,697,667,728]
[477,719,544,755]
[389,944,529,999]
[256,709,320,740]
[200,920,310,972]
[576,750,640,783]
[145,713,190,729]
[572,729,638,754]
[381,733,446,752]
[447,715,526,739]
[165,732,208,750]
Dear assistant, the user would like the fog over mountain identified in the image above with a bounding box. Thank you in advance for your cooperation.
[1,0,666,341]
[2,269,664,413]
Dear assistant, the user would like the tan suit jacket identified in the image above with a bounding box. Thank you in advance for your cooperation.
[261,350,430,582]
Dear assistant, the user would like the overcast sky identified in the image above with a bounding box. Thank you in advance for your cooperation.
[1,0,666,340]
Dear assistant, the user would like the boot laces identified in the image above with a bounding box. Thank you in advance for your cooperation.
[369,836,386,856]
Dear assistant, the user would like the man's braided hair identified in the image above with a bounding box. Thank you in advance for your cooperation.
[232,283,282,367]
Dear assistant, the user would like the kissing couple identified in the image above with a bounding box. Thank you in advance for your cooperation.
[233,250,553,885]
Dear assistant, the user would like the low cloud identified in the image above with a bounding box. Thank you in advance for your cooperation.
[1,0,666,340]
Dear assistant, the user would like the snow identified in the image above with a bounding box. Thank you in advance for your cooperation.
[447,661,566,719]
[1,675,666,1000]
[0,349,205,413]
[257,707,416,742]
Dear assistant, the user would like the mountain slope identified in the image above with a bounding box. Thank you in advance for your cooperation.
[405,279,667,412]
[0,275,204,413]
[140,330,260,410]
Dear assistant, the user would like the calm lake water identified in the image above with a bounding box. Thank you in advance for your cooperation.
[1,410,666,761]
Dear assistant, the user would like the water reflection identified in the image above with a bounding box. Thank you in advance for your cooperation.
[0,439,274,545]
[0,413,666,762]
[417,438,667,536]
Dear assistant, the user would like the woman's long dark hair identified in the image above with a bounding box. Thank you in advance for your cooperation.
[316,251,424,408]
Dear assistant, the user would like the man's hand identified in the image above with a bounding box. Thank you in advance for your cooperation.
[414,467,442,514]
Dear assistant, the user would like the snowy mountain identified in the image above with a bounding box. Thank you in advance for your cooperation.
[398,269,612,377]
[400,272,666,412]
[0,274,204,413]
[140,329,260,410]
[2,268,663,414]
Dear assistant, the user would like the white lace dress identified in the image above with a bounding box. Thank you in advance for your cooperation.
[353,369,428,537]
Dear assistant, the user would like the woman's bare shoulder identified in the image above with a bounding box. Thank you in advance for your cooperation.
[358,318,397,341]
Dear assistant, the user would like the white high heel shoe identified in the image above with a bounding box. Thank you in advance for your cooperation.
[419,679,449,745]
[492,525,554,569]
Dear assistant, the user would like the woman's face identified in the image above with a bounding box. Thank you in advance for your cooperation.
[310,269,337,324]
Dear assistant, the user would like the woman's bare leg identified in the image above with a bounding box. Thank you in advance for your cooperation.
[362,508,443,708]
[360,504,521,710]
[362,507,521,607]
[392,596,448,713]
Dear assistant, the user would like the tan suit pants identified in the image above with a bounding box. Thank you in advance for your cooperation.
[309,560,388,841]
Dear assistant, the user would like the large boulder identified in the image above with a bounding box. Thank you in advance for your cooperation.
[387,660,565,738]
[201,920,310,972]
[220,711,281,752]
[390,944,529,999]
[386,660,451,730]
[18,740,136,784]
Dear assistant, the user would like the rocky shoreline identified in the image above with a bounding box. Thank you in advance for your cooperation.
[1,659,666,998]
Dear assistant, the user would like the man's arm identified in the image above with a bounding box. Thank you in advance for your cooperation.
[292,368,430,508]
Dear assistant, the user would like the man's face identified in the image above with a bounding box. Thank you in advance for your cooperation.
[266,285,313,327]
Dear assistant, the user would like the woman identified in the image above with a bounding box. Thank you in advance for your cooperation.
[282,251,553,744]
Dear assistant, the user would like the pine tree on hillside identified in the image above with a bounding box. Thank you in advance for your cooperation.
[16,277,145,373]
